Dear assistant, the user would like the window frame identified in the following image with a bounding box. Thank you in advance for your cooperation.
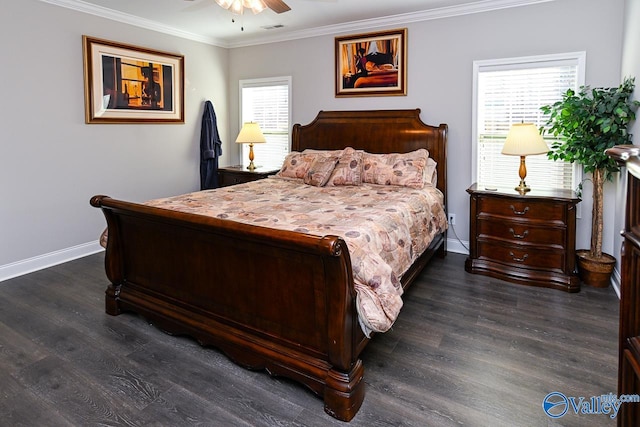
[471,51,586,192]
[238,76,292,170]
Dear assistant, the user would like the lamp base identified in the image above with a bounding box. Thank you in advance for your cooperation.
[515,180,530,194]
[515,156,531,194]
[246,142,257,171]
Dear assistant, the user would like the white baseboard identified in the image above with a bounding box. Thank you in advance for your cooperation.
[446,237,469,255]
[0,242,104,283]
[611,265,621,298]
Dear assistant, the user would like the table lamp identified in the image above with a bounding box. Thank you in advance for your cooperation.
[501,123,549,193]
[236,122,266,171]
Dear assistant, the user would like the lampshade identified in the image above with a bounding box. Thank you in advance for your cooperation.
[236,122,266,171]
[501,123,549,156]
[501,123,549,193]
[235,122,266,144]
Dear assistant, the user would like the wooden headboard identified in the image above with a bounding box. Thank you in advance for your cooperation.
[291,109,448,203]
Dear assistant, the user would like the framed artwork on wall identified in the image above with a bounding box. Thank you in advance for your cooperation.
[82,36,184,124]
[335,28,407,97]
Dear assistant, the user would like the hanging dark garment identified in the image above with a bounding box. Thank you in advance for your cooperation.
[199,100,223,190]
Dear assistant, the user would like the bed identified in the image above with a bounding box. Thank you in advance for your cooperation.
[90,109,448,421]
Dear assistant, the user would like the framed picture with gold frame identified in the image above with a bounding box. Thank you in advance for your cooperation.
[335,28,407,97]
[83,36,184,124]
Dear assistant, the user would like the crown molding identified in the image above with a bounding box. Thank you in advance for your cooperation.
[229,0,554,48]
[40,0,554,49]
[38,0,228,47]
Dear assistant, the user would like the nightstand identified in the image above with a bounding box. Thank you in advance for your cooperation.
[465,183,580,292]
[218,165,279,187]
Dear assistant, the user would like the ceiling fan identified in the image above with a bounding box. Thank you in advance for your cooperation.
[184,0,291,15]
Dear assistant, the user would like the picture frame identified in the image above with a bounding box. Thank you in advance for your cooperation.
[83,36,184,124]
[335,28,407,97]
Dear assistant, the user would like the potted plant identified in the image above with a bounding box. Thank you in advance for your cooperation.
[540,76,639,287]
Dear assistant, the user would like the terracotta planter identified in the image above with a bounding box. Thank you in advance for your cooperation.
[576,250,616,288]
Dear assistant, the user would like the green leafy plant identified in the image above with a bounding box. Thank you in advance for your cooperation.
[541,77,639,260]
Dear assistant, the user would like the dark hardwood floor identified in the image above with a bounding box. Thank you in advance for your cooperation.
[0,252,619,426]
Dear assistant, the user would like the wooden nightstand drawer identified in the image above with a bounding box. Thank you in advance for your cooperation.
[218,166,279,187]
[477,219,566,247]
[220,171,258,186]
[466,183,580,292]
[477,197,567,223]
[476,241,566,273]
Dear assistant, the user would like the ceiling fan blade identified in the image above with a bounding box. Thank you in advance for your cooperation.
[264,0,291,14]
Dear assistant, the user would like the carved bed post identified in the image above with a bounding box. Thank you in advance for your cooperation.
[324,360,365,421]
[90,195,123,316]
[321,236,365,421]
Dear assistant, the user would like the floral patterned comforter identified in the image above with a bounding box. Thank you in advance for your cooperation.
[144,177,447,336]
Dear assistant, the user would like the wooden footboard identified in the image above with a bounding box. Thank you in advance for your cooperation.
[91,195,366,421]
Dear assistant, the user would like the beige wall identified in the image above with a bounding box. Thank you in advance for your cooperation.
[0,0,230,278]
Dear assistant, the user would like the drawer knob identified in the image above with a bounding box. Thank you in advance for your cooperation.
[509,228,529,239]
[509,251,528,262]
[510,205,529,215]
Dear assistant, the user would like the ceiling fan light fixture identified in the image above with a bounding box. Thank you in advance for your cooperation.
[215,0,267,15]
[214,0,234,9]
[229,0,244,14]
[246,0,267,14]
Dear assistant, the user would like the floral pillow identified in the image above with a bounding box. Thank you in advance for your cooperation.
[326,147,364,186]
[276,152,318,179]
[362,148,429,188]
[303,156,339,186]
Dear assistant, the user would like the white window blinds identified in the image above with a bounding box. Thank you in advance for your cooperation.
[473,52,585,191]
[239,77,291,170]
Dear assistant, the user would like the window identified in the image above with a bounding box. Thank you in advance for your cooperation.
[472,52,586,191]
[239,77,291,169]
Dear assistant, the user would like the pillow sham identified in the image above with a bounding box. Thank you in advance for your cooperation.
[362,148,429,188]
[326,147,363,186]
[303,156,339,187]
[276,152,318,179]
